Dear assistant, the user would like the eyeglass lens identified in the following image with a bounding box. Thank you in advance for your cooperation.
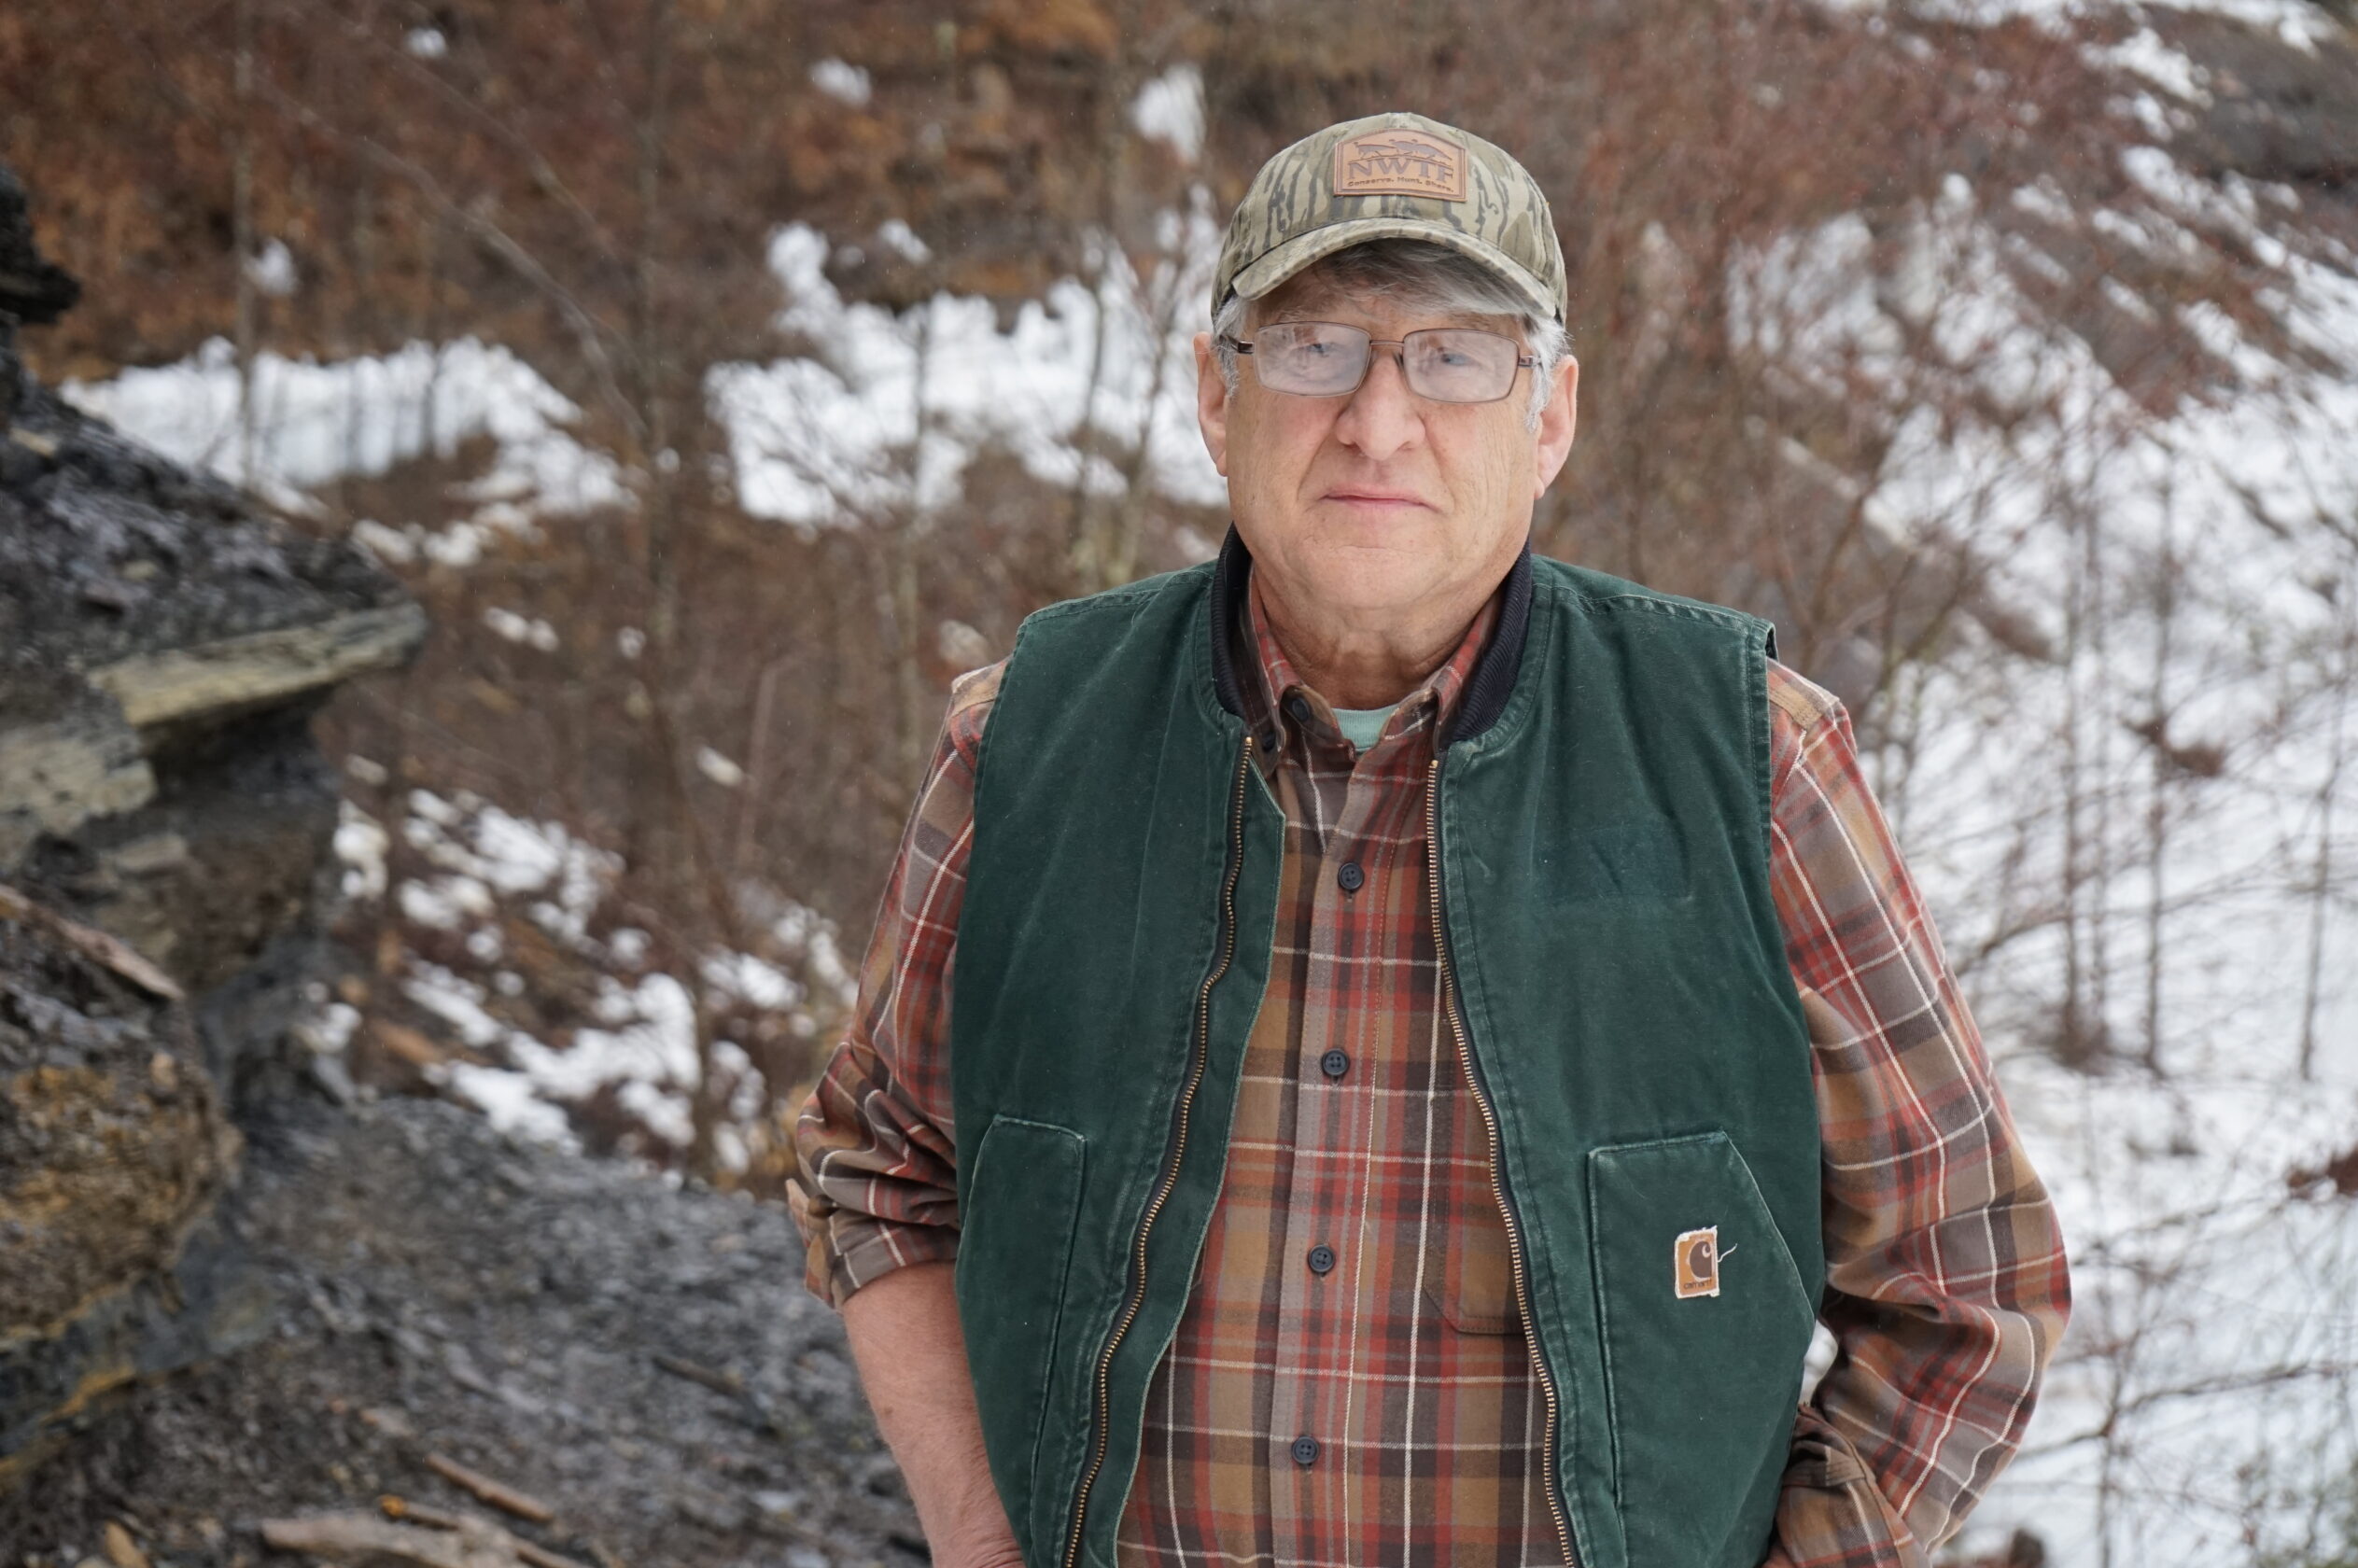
[1250,321,1523,403]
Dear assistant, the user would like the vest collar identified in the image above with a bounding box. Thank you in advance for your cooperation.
[1206,523,1535,749]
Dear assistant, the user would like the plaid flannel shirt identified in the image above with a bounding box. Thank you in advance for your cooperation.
[790,570,2070,1568]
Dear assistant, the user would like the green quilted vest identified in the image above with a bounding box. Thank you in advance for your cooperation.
[949,529,1822,1568]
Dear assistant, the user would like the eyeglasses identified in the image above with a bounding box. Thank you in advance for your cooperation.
[1221,321,1538,404]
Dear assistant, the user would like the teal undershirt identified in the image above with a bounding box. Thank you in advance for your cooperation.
[1332,703,1398,752]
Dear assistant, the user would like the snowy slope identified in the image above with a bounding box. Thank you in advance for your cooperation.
[1740,8,2358,1559]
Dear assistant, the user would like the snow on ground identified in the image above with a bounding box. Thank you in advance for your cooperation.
[1132,64,1208,164]
[709,203,1227,530]
[1733,135,2358,1563]
[61,337,631,550]
[702,75,1223,530]
[327,783,854,1170]
[808,57,872,107]
[66,193,1228,552]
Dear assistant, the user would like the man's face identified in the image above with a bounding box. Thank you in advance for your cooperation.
[1193,271,1579,624]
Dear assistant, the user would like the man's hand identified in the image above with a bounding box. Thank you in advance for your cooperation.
[838,1259,1028,1568]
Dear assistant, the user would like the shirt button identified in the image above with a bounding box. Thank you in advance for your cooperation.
[1337,861,1365,893]
[1284,693,1312,723]
[1291,1435,1320,1466]
[1308,1245,1335,1275]
[1320,1048,1349,1079]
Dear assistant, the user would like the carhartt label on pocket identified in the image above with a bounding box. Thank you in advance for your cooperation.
[1675,1226,1720,1298]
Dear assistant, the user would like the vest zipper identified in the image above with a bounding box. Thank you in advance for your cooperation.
[1062,732,1256,1568]
[1426,755,1579,1568]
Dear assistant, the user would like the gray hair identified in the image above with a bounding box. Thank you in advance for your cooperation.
[1211,239,1571,429]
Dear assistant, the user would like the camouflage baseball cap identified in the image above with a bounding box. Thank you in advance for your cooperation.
[1212,111,1567,324]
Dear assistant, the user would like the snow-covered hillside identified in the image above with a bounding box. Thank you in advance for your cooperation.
[1736,5,2358,1561]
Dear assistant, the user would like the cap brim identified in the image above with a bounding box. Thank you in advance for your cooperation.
[1228,217,1561,322]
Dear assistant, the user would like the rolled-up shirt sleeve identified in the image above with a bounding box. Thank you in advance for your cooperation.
[1761,664,2072,1568]
[788,661,1004,1309]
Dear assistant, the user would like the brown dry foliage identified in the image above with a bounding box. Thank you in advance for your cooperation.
[4,0,2328,1170]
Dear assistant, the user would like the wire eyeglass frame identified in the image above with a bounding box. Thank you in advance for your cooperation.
[1219,321,1540,404]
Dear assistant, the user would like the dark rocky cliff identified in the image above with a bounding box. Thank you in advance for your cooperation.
[0,162,426,1113]
[1,165,909,1568]
[0,155,410,1518]
[0,158,419,1506]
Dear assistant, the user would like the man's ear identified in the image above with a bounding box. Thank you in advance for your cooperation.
[1533,353,1579,497]
[1194,330,1230,478]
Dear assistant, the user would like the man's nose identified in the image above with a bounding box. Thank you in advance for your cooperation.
[1332,345,1425,460]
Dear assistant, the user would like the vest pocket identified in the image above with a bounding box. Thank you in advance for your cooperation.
[1586,1130,1816,1568]
[954,1114,1088,1552]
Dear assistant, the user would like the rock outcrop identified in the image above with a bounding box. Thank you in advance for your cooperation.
[0,1096,919,1568]
[0,887,252,1491]
[0,162,425,1486]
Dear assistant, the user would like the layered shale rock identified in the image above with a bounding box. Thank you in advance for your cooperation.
[0,889,254,1490]
[0,162,424,1486]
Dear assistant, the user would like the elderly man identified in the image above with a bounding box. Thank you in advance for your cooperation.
[791,112,2070,1568]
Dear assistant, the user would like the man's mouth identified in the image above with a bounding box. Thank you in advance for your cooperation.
[1321,488,1431,511]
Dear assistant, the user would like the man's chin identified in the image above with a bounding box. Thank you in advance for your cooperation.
[1242,519,1479,616]
[1291,560,1448,619]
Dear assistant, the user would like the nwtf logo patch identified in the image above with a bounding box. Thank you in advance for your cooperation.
[1332,131,1468,201]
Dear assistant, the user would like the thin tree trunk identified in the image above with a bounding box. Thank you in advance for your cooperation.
[2298,628,2351,1080]
[2142,483,2177,1077]
[891,305,939,788]
[2061,494,2089,1060]
[232,0,259,488]
[1099,227,1188,587]
[1065,250,1115,583]
[2085,478,2114,1057]
[1066,0,1146,592]
[625,0,723,1177]
[733,657,787,879]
